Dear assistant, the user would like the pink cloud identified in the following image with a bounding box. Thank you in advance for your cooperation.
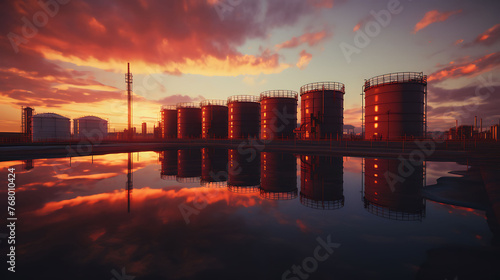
[465,23,500,47]
[413,9,461,33]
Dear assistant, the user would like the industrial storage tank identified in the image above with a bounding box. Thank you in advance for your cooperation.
[260,152,297,200]
[260,90,298,140]
[161,105,177,139]
[200,100,228,139]
[300,155,344,209]
[299,82,345,139]
[227,95,260,139]
[73,116,108,141]
[227,149,260,193]
[201,147,228,187]
[177,149,202,183]
[364,72,427,140]
[177,103,201,139]
[363,158,425,221]
[33,113,71,142]
[160,150,178,180]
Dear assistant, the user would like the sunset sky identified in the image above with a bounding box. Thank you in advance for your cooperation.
[1,0,499,132]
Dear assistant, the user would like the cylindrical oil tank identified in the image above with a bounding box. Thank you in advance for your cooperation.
[300,155,344,209]
[227,148,260,193]
[299,82,344,139]
[177,149,202,183]
[73,116,108,141]
[177,102,201,139]
[363,158,425,221]
[227,95,260,139]
[364,72,427,140]
[260,152,297,200]
[201,147,228,187]
[260,90,298,140]
[161,105,177,139]
[33,113,71,142]
[160,150,178,180]
[200,100,228,139]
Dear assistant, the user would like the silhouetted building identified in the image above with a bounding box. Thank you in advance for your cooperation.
[448,125,474,140]
[22,106,34,142]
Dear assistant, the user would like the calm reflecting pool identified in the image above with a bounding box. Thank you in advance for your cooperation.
[0,149,499,280]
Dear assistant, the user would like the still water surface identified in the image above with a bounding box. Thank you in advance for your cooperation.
[0,148,498,280]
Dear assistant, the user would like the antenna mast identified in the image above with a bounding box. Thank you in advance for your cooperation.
[126,63,133,140]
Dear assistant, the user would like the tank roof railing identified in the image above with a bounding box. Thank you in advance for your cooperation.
[74,115,107,121]
[200,99,227,107]
[227,95,259,104]
[227,185,260,193]
[200,180,227,188]
[33,112,71,120]
[260,90,298,101]
[364,72,427,91]
[300,82,345,95]
[260,189,298,200]
[176,176,201,183]
[300,195,345,210]
[176,102,200,109]
[363,198,425,221]
[161,105,177,110]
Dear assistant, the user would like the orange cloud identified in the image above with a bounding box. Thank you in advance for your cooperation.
[276,30,331,50]
[413,9,461,33]
[467,23,500,46]
[2,0,330,76]
[296,50,312,69]
[428,52,500,82]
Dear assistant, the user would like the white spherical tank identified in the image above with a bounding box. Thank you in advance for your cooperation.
[33,113,71,142]
[73,116,108,141]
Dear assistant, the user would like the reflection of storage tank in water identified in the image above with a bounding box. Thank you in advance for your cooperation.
[73,116,108,140]
[201,100,228,139]
[299,82,344,139]
[300,155,344,209]
[364,72,427,140]
[363,158,425,221]
[177,149,202,183]
[160,150,178,180]
[33,113,71,142]
[259,90,298,140]
[227,95,260,139]
[177,103,201,139]
[227,149,260,193]
[201,148,228,187]
[260,152,297,200]
[161,105,177,139]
